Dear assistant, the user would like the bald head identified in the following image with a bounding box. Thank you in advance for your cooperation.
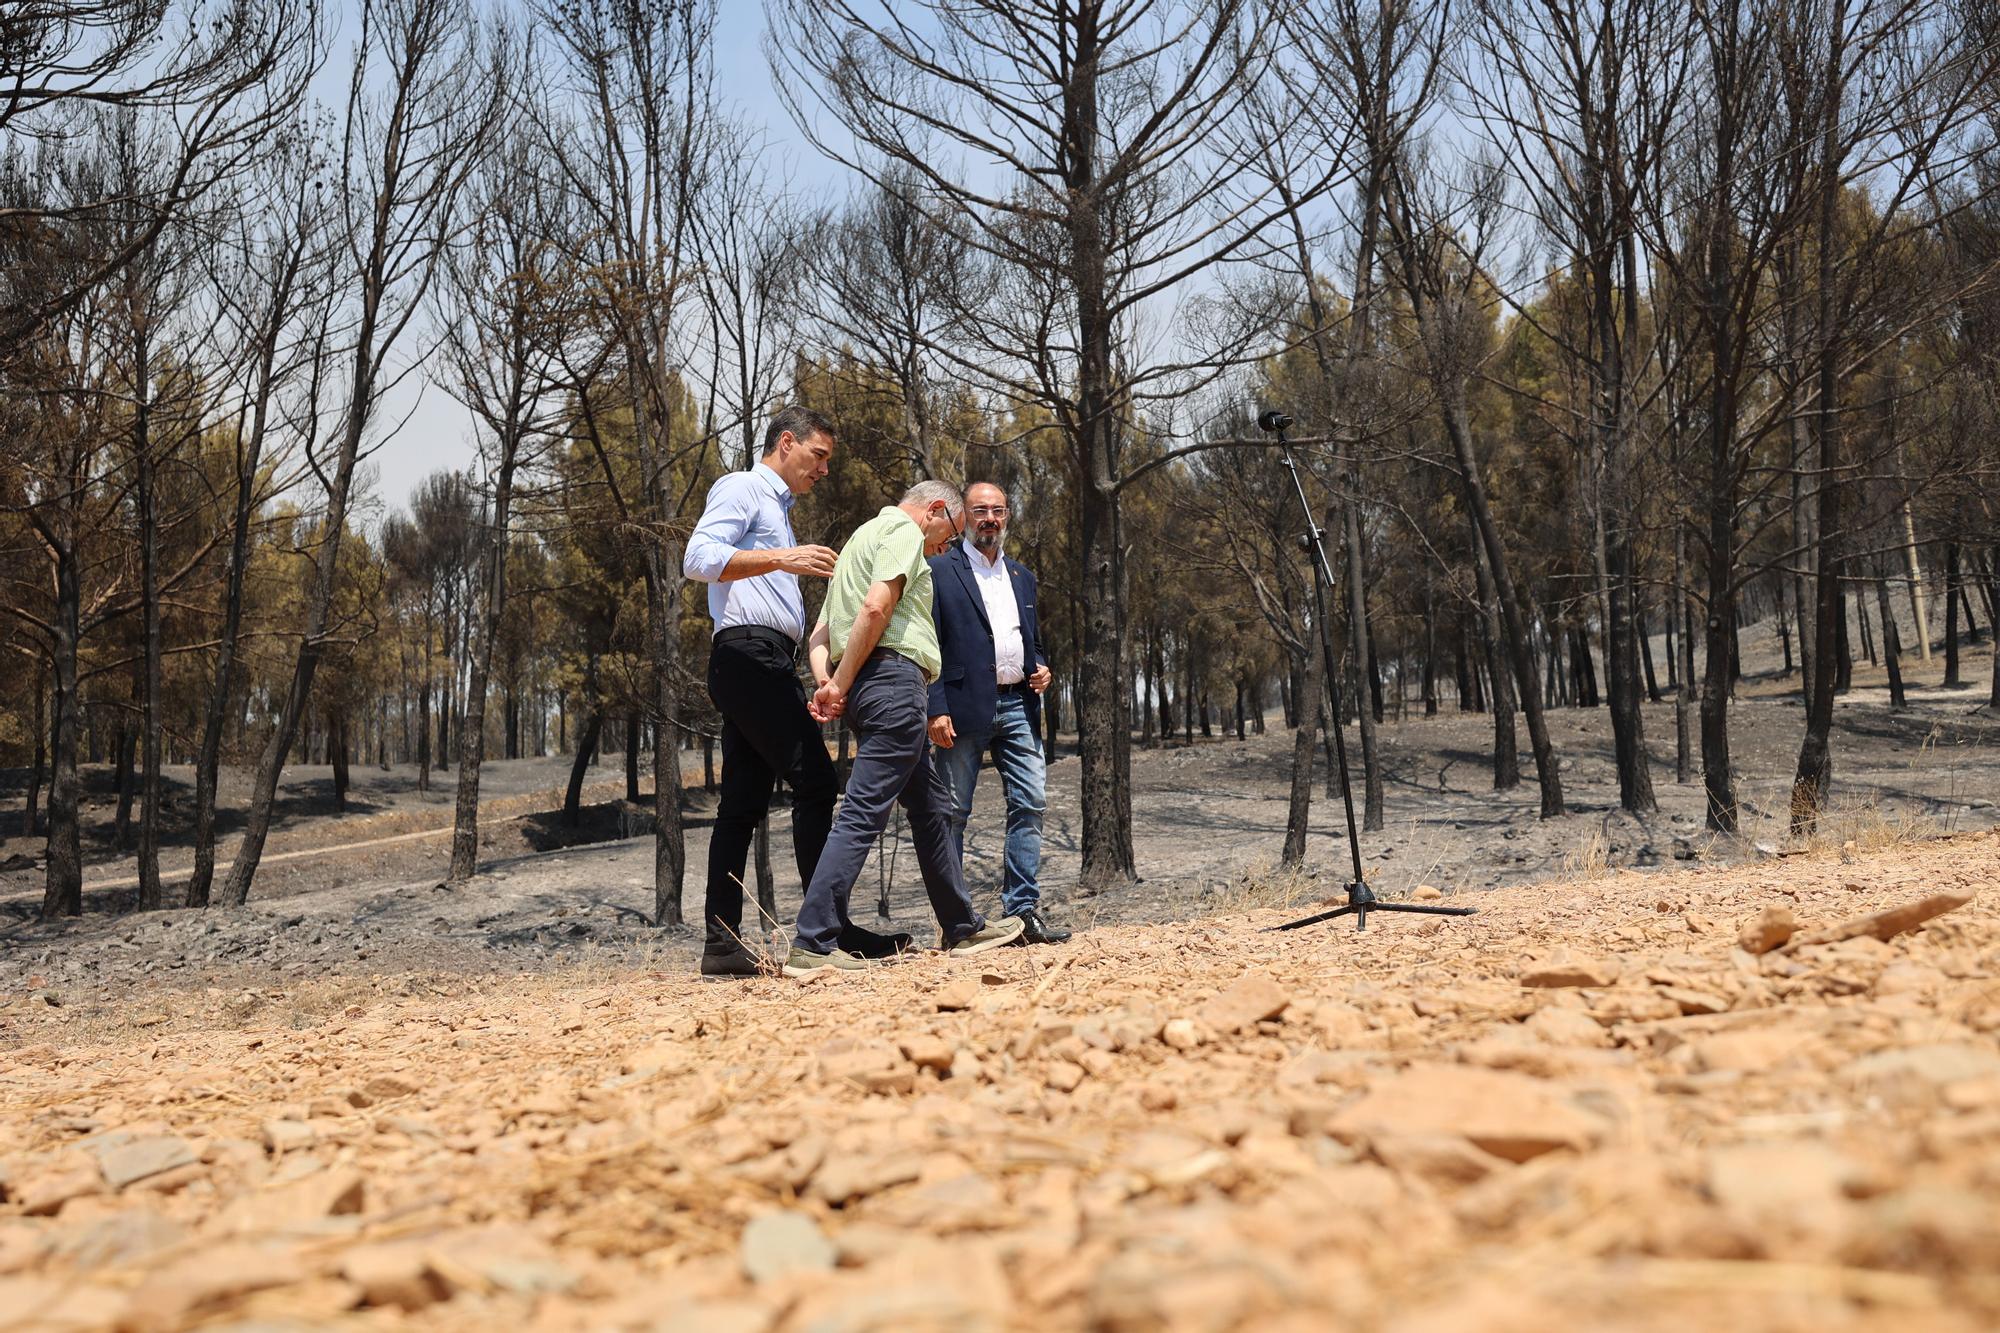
[966,482,1009,556]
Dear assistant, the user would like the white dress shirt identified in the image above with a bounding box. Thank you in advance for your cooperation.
[965,539,1025,685]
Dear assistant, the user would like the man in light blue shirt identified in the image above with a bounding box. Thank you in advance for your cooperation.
[685,458,819,641]
[684,406,906,975]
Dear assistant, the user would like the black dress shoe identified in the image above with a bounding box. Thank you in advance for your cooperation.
[1017,908,1071,945]
[699,945,762,978]
[839,923,916,959]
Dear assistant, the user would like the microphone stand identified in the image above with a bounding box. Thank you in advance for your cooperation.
[1260,411,1475,932]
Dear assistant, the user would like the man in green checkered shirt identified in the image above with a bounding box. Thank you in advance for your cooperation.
[787,481,1025,975]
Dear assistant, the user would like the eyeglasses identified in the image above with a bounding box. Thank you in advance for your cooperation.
[968,505,1008,519]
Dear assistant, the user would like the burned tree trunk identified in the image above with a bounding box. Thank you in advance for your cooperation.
[24,664,47,838]
[1944,542,1963,688]
[1470,522,1519,790]
[218,0,498,905]
[40,543,84,920]
[1874,556,1906,708]
[1280,633,1322,868]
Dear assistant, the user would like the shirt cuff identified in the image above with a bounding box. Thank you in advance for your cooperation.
[683,537,734,582]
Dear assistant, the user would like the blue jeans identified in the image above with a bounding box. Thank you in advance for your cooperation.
[793,652,983,955]
[935,690,1047,917]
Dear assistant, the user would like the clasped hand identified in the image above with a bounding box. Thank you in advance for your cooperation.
[809,678,847,722]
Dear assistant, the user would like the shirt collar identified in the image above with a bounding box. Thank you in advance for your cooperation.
[963,537,1005,570]
[752,462,796,511]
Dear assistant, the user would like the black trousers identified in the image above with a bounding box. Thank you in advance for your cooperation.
[704,632,837,950]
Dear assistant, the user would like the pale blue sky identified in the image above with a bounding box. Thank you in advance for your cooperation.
[364,4,819,521]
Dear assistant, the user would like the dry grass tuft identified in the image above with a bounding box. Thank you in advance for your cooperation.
[1558,828,1613,884]
[1194,859,1322,915]
[1806,800,1946,858]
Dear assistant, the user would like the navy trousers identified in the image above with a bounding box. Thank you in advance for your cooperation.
[793,651,984,954]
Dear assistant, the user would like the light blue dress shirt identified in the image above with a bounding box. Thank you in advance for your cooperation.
[683,463,808,640]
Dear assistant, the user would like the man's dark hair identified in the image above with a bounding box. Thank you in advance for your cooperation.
[762,405,836,456]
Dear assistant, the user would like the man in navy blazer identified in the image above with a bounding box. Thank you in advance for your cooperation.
[926,482,1070,945]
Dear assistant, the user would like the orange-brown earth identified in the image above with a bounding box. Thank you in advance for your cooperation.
[2,831,1997,1332]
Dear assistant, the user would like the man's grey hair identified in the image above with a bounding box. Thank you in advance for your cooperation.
[901,479,964,511]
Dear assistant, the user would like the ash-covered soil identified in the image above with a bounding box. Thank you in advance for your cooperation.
[2,673,1993,1000]
[2,833,1996,1331]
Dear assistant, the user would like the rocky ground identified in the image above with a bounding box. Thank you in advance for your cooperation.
[2,830,1997,1331]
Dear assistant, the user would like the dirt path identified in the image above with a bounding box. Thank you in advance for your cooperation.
[73,815,538,895]
[1,833,1994,1330]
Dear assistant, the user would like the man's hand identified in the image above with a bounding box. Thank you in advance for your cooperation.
[928,715,955,748]
[1028,664,1053,693]
[776,545,838,578]
[809,679,847,722]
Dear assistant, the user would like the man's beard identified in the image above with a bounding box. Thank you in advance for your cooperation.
[971,527,1004,555]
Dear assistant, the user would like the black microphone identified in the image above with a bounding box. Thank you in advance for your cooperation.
[1257,409,1293,433]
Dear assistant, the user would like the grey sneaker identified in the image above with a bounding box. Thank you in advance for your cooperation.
[782,946,870,978]
[946,916,1025,957]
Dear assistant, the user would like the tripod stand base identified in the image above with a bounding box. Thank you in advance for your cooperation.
[1270,880,1478,932]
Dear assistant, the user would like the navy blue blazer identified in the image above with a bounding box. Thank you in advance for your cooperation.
[926,543,1050,740]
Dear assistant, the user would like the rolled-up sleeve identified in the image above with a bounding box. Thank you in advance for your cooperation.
[684,474,751,582]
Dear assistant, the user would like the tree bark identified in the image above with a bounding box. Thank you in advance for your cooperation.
[1464,616,1480,712]
[1673,521,1693,785]
[754,816,776,927]
[1944,542,1962,687]
[331,707,350,811]
[416,627,433,795]
[1061,19,1136,893]
[1834,579,1853,692]
[1704,193,1775,828]
[1139,623,1157,747]
[1874,555,1906,708]
[1182,642,1195,745]
[1422,571,1439,716]
[1470,520,1519,790]
[447,460,515,882]
[1344,501,1384,830]
[645,560,687,928]
[1441,402,1562,816]
[133,310,164,910]
[216,301,379,907]
[1280,636,1321,868]
[1903,498,1931,659]
[1573,627,1601,707]
[1594,131,1654,816]
[1638,605,1661,703]
[1789,19,1848,839]
[1989,546,2000,708]
[1777,581,1794,674]
[188,394,267,906]
[1855,562,1875,665]
[564,676,601,828]
[40,541,84,919]
[114,702,136,854]
[24,663,46,838]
